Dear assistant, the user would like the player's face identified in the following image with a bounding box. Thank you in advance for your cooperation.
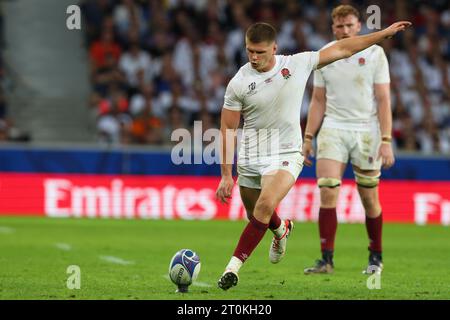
[332,15,361,40]
[245,39,277,72]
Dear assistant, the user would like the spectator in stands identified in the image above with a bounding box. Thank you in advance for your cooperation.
[81,0,113,45]
[152,52,179,94]
[395,112,421,152]
[81,0,450,154]
[418,111,450,154]
[96,86,131,145]
[128,99,163,145]
[119,41,153,95]
[89,28,122,70]
[163,105,187,145]
[92,53,126,97]
[113,0,146,44]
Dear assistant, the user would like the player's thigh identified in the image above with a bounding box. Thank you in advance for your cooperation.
[239,186,261,217]
[350,129,382,171]
[259,169,296,208]
[237,163,262,190]
[316,127,349,165]
[316,158,347,179]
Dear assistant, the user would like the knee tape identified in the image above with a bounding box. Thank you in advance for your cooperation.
[318,177,341,188]
[354,171,381,188]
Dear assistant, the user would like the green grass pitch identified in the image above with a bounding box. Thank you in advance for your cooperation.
[0,216,449,300]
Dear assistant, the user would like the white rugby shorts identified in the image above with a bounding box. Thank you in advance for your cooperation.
[237,152,304,189]
[316,126,382,170]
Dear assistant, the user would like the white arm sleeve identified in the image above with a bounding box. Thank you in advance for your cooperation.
[374,47,390,84]
[292,51,320,72]
[223,79,243,111]
[313,69,325,87]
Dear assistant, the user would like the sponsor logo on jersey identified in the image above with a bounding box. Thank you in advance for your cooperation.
[281,68,291,79]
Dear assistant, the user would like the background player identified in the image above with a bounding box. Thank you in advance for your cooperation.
[216,20,410,290]
[303,5,395,275]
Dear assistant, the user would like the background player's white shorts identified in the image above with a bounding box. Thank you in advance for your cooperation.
[237,152,304,189]
[317,126,382,170]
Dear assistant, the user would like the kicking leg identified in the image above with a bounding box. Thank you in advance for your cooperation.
[239,186,284,234]
[218,170,296,290]
[239,185,293,263]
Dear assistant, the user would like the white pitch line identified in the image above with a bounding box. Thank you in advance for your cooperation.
[55,243,72,251]
[163,275,212,288]
[99,255,135,265]
[192,281,213,288]
[0,226,15,234]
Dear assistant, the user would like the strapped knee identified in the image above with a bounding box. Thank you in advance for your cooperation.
[318,177,341,188]
[354,171,381,188]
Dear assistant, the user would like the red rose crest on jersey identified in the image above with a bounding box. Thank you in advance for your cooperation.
[282,161,289,166]
[358,57,366,66]
[281,68,291,79]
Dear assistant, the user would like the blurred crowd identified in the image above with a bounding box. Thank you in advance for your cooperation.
[0,5,30,143]
[81,0,450,154]
[0,5,9,141]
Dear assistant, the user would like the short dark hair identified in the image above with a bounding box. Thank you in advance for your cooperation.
[245,22,277,43]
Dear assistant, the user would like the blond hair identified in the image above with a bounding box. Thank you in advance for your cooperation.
[331,5,360,21]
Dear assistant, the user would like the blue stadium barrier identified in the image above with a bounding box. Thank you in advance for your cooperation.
[0,145,449,180]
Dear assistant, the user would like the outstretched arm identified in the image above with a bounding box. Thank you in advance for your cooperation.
[317,21,411,69]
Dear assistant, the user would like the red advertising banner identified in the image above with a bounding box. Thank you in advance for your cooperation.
[0,173,449,225]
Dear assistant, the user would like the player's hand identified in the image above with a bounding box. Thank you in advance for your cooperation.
[384,21,412,38]
[215,175,234,204]
[377,143,395,169]
[302,140,315,167]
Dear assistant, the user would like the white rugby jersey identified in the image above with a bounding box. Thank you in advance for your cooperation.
[314,41,390,131]
[223,52,319,161]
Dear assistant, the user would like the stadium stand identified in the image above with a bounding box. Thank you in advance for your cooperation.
[2,0,92,143]
[0,3,30,142]
[80,0,450,154]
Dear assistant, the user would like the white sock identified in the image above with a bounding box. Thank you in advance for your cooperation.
[273,220,286,238]
[225,256,243,274]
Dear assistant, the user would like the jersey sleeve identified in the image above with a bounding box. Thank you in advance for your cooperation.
[223,78,243,111]
[313,69,325,87]
[292,51,320,72]
[374,47,390,84]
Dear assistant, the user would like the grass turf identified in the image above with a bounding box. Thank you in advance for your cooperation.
[0,216,449,300]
